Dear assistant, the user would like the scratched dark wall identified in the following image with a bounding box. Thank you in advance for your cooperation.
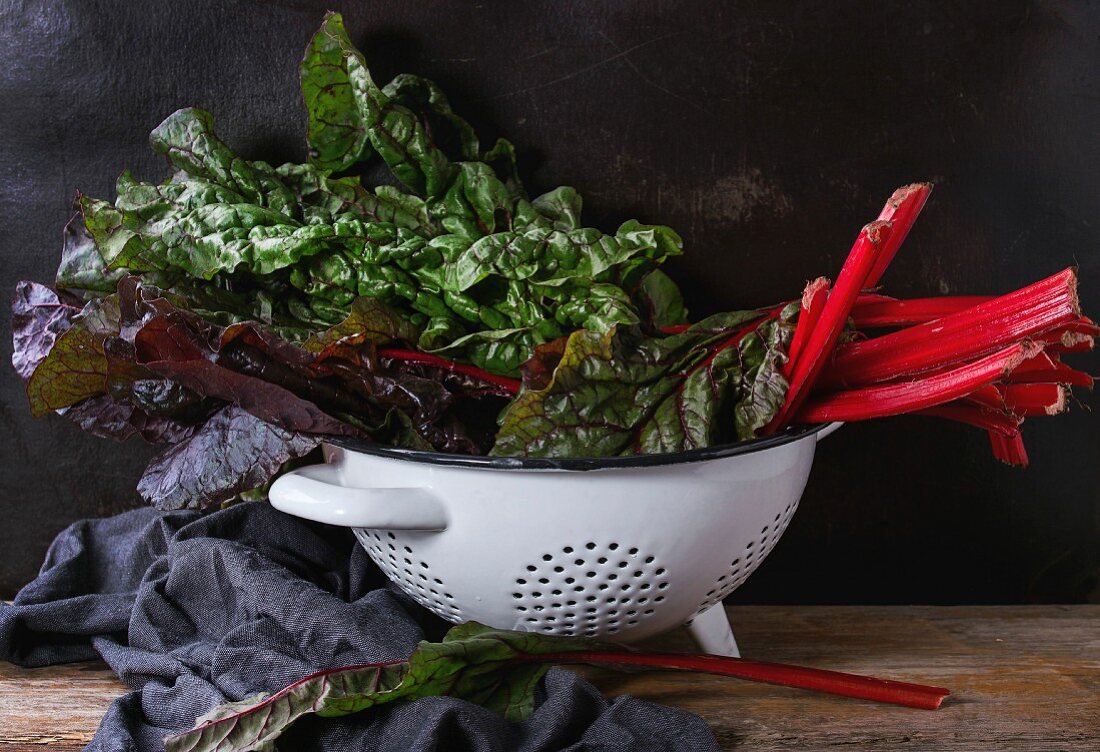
[1,0,1097,601]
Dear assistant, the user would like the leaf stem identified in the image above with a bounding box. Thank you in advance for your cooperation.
[797,341,1040,423]
[767,220,894,432]
[822,268,1079,388]
[851,295,994,328]
[532,650,949,710]
[378,347,522,394]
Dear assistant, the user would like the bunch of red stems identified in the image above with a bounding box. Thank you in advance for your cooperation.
[767,183,1092,465]
[378,184,1092,464]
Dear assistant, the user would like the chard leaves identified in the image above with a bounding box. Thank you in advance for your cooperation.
[491,308,795,458]
[12,10,760,517]
[165,622,602,752]
[65,13,685,378]
[13,275,513,509]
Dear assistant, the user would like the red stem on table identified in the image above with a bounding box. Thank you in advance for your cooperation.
[766,220,895,433]
[378,348,522,394]
[783,277,829,379]
[863,183,933,288]
[851,296,994,328]
[534,650,948,710]
[821,268,1079,388]
[796,341,1041,423]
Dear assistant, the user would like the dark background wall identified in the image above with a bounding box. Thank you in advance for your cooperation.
[1,0,1097,602]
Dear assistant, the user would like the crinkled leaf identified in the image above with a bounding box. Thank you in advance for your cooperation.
[150,108,289,209]
[432,162,514,238]
[300,12,385,173]
[368,101,457,197]
[300,17,458,196]
[492,309,793,457]
[165,622,603,752]
[11,281,82,381]
[303,296,421,353]
[133,314,356,436]
[734,315,794,436]
[137,405,321,510]
[442,221,682,293]
[531,186,582,230]
[60,395,199,444]
[383,73,479,161]
[274,164,439,237]
[556,282,641,331]
[23,295,122,415]
[430,327,547,376]
[55,214,126,296]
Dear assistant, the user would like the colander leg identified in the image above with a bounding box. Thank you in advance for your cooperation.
[687,603,740,657]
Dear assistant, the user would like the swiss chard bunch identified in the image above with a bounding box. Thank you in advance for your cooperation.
[11,12,694,509]
[74,12,686,377]
[12,13,1096,514]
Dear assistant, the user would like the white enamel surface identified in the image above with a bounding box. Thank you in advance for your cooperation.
[269,428,834,647]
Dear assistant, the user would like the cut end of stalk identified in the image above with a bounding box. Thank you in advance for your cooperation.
[1049,331,1093,352]
[1004,339,1045,376]
[884,182,934,212]
[864,219,893,244]
[1046,389,1067,416]
[802,277,830,309]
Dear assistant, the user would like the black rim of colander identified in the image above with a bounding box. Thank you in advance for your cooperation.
[324,422,836,471]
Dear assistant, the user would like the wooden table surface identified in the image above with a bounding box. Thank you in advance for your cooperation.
[1,605,1097,750]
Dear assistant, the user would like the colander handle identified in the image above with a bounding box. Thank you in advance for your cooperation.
[268,464,447,530]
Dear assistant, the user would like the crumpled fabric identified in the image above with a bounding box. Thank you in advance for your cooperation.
[0,502,719,751]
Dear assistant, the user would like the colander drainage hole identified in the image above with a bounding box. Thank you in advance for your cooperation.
[511,541,670,636]
[354,530,461,621]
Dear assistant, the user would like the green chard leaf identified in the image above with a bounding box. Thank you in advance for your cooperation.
[636,269,689,327]
[55,214,126,296]
[531,186,583,230]
[442,221,682,293]
[491,308,795,458]
[383,73,480,161]
[165,623,603,752]
[300,11,386,173]
[59,15,687,378]
[24,295,122,416]
[302,296,422,353]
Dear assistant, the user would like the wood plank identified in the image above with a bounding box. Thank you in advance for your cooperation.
[0,661,122,751]
[0,606,1097,750]
[580,604,1100,750]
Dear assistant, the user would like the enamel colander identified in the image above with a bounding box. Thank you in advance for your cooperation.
[269,423,840,656]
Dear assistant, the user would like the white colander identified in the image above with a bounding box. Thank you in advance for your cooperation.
[268,423,840,657]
